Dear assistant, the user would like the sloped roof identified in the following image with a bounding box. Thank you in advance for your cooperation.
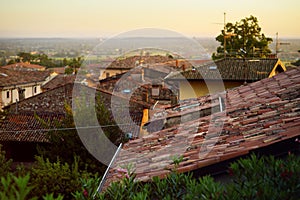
[168,58,282,81]
[0,112,65,142]
[42,74,76,91]
[0,68,51,87]
[1,83,145,142]
[2,62,46,71]
[48,67,66,74]
[88,55,173,69]
[105,66,300,185]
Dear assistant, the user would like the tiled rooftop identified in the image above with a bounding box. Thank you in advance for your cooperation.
[88,55,173,70]
[0,68,51,87]
[2,83,146,142]
[48,67,66,74]
[105,66,300,185]
[1,62,46,71]
[109,55,173,69]
[168,58,282,81]
[42,74,76,91]
[0,112,65,142]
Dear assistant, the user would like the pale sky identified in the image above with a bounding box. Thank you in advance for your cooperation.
[0,0,299,38]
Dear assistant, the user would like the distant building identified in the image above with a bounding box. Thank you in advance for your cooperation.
[41,74,76,91]
[1,62,46,71]
[48,67,66,75]
[88,55,173,80]
[0,68,53,109]
[168,58,286,99]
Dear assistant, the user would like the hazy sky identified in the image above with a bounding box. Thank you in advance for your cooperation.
[0,0,299,38]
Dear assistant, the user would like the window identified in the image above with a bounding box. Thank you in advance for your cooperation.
[18,88,25,100]
[6,91,10,99]
[33,86,37,94]
[106,72,110,78]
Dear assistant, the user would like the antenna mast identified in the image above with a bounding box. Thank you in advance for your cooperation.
[224,12,226,58]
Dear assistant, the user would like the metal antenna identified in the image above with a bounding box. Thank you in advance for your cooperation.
[93,143,123,198]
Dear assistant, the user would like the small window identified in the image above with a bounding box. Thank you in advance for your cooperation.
[34,86,37,94]
[106,72,110,78]
[6,91,10,99]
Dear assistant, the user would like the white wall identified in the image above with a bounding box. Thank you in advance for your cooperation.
[1,84,43,108]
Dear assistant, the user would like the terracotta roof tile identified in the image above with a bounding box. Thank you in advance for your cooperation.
[0,112,64,142]
[42,74,75,91]
[2,83,145,142]
[168,58,282,81]
[0,68,51,87]
[2,62,46,71]
[105,67,300,187]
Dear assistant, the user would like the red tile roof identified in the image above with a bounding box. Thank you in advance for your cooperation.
[0,112,65,142]
[88,55,173,69]
[2,62,46,71]
[168,58,283,81]
[48,67,66,74]
[2,83,146,142]
[42,74,76,91]
[0,68,51,87]
[105,66,300,185]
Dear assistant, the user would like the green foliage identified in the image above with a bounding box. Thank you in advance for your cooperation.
[72,176,101,200]
[90,154,300,200]
[64,67,75,74]
[42,193,64,200]
[171,155,184,169]
[37,102,106,173]
[29,156,89,199]
[0,144,12,177]
[0,174,37,200]
[213,15,273,59]
[227,154,300,200]
[7,51,83,69]
[185,176,224,200]
[94,93,123,144]
[151,172,191,199]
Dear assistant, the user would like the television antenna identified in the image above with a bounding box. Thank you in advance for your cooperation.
[275,32,290,57]
[213,13,236,58]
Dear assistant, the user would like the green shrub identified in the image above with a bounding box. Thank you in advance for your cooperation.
[0,144,12,177]
[29,156,92,199]
[0,174,36,200]
[72,176,101,200]
[184,176,224,200]
[227,154,300,200]
[89,154,300,200]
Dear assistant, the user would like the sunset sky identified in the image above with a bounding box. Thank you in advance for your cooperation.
[0,0,299,38]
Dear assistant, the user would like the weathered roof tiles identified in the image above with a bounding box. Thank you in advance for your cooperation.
[105,67,300,186]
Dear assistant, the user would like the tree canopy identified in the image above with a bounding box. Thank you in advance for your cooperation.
[212,15,273,60]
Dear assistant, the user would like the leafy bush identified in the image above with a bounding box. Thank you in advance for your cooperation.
[0,174,36,200]
[72,176,101,200]
[84,154,300,200]
[29,156,93,199]
[227,154,300,200]
[0,144,12,177]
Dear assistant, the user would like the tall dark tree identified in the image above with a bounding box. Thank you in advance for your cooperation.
[37,93,123,173]
[212,15,273,59]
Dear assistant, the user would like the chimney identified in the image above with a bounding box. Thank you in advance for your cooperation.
[181,64,186,71]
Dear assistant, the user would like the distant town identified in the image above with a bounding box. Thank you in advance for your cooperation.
[0,34,299,198]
